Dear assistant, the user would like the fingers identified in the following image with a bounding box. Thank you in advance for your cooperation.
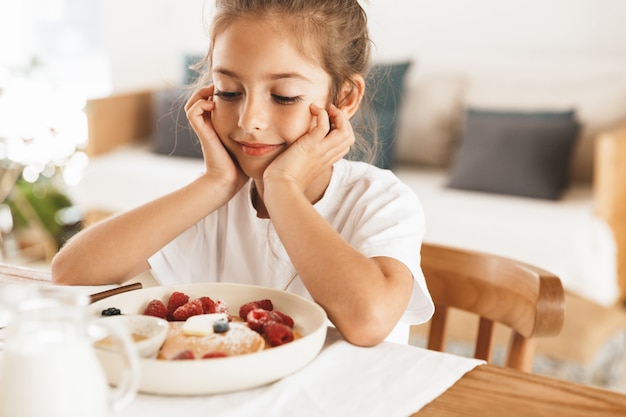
[184,84,215,112]
[309,104,331,136]
[309,103,353,141]
[327,103,343,131]
[325,104,355,160]
[186,97,215,121]
[184,85,220,158]
[185,85,216,134]
[185,98,216,146]
[300,104,353,166]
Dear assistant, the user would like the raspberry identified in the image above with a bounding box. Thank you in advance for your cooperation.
[263,321,294,347]
[246,308,272,333]
[255,299,273,311]
[238,302,258,320]
[143,299,167,319]
[214,299,231,321]
[239,302,258,320]
[269,310,294,328]
[198,296,216,314]
[238,299,273,320]
[166,291,189,320]
[172,299,204,321]
[202,352,228,359]
[172,350,195,360]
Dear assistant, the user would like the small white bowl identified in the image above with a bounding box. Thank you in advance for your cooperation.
[95,314,169,358]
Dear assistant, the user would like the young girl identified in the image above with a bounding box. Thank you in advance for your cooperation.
[51,0,433,346]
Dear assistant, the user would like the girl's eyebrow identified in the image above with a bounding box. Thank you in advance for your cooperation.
[269,72,310,82]
[212,67,238,78]
[213,67,311,82]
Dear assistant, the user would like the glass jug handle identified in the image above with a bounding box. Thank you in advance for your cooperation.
[92,318,141,411]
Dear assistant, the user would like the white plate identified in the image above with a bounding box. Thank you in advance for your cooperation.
[88,283,328,395]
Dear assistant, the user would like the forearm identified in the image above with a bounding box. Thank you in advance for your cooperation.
[51,176,233,286]
[265,181,412,346]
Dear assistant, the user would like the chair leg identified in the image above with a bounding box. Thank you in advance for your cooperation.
[427,305,448,352]
[506,332,537,372]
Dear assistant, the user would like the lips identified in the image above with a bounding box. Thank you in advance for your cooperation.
[238,141,283,157]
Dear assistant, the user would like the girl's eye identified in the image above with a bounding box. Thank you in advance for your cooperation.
[214,90,240,101]
[214,91,302,105]
[272,94,303,105]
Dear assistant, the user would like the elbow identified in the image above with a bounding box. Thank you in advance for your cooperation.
[342,330,387,348]
[333,307,399,347]
[50,251,77,285]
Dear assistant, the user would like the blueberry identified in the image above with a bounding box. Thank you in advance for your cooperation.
[213,320,230,333]
[101,307,122,316]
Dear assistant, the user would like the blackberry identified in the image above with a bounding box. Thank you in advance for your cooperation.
[101,307,122,316]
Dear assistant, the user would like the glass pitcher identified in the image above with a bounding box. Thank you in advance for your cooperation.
[0,284,140,417]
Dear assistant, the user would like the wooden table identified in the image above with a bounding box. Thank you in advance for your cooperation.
[415,364,626,417]
[2,264,626,416]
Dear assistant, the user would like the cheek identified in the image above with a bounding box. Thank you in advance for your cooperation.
[278,107,315,142]
[210,105,232,140]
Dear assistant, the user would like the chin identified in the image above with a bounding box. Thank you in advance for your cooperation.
[237,157,271,182]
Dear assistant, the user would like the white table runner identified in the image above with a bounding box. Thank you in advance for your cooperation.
[115,328,484,417]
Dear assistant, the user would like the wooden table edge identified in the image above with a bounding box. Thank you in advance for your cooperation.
[413,364,626,417]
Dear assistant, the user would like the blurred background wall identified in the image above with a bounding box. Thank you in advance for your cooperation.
[94,0,626,92]
[3,0,624,94]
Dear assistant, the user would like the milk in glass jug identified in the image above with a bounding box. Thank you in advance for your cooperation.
[0,285,140,417]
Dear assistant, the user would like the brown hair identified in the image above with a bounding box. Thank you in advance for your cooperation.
[193,0,378,163]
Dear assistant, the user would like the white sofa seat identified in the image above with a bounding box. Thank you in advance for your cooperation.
[394,166,618,306]
[69,145,205,214]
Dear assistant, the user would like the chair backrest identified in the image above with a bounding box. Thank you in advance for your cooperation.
[420,243,565,372]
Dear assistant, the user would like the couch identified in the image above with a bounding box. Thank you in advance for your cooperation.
[73,60,626,309]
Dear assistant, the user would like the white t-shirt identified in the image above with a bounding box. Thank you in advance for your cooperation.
[149,159,434,342]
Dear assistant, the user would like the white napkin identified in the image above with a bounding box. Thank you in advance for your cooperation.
[115,328,484,417]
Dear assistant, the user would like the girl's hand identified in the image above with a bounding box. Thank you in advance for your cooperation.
[263,104,354,193]
[185,85,248,195]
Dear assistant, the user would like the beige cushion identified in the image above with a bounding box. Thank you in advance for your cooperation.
[394,73,467,167]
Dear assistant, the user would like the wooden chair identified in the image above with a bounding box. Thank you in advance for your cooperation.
[420,242,565,372]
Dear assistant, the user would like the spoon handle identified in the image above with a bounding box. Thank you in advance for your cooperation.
[89,282,143,304]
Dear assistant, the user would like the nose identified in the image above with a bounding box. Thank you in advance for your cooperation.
[238,94,268,133]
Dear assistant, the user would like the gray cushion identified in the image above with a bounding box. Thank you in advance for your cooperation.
[367,61,411,169]
[447,109,579,200]
[352,61,412,169]
[152,87,203,158]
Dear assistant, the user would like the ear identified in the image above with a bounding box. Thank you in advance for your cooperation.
[337,75,365,118]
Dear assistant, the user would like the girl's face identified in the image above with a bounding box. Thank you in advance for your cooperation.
[210,18,332,181]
